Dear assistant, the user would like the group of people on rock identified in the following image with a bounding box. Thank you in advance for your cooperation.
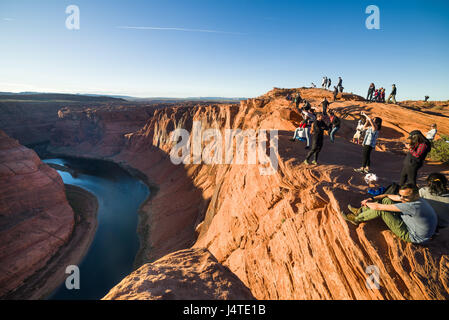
[367,83,397,104]
[289,95,340,165]
[321,76,344,102]
[287,90,447,245]
[346,121,445,245]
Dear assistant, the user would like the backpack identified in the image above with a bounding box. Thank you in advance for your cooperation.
[384,182,400,195]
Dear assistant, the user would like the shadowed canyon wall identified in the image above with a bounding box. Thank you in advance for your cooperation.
[0,130,75,297]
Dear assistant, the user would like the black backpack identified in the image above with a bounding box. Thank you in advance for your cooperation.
[384,182,400,195]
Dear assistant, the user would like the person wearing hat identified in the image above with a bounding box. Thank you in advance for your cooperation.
[387,84,397,104]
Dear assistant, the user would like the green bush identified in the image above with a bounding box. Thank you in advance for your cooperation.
[428,135,449,164]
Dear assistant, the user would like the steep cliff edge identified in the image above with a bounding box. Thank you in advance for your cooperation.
[102,248,255,300]
[0,130,75,297]
[47,88,449,299]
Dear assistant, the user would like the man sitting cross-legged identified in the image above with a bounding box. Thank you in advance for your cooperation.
[341,184,438,244]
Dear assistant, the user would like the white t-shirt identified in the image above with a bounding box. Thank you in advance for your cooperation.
[426,129,437,140]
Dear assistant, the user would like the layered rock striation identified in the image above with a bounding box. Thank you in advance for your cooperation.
[0,130,75,297]
[23,88,449,299]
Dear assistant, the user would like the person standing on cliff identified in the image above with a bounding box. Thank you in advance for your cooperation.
[387,84,397,104]
[399,130,431,186]
[354,112,382,174]
[327,78,332,90]
[294,92,303,109]
[367,83,375,101]
[333,86,338,101]
[328,110,341,143]
[342,184,437,244]
[337,77,343,93]
[304,112,329,165]
[321,97,330,116]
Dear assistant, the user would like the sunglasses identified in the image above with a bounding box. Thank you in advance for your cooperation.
[399,194,414,201]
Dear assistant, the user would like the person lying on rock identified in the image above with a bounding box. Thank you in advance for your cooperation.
[341,184,438,244]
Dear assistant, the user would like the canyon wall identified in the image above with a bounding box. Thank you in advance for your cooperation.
[0,130,75,298]
[0,95,126,146]
[47,88,449,299]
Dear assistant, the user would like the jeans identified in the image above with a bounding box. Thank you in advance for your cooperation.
[354,198,412,243]
[293,128,302,139]
[293,127,311,147]
[304,127,311,147]
[330,126,340,143]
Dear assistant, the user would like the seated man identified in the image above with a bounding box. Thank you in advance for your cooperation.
[342,184,437,244]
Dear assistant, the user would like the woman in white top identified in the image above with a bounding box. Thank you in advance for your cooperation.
[426,123,437,142]
[352,117,366,144]
[354,112,382,174]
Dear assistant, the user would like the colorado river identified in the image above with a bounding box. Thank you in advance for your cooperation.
[43,157,149,300]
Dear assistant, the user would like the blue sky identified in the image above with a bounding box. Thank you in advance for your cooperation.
[0,0,448,99]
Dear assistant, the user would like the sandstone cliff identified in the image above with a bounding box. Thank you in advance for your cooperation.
[46,88,449,299]
[0,130,75,297]
[103,248,255,300]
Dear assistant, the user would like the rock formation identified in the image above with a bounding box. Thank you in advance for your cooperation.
[4,88,449,300]
[0,130,75,297]
[44,88,449,300]
[102,248,255,300]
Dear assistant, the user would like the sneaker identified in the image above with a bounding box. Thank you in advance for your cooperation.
[305,146,310,149]
[290,138,296,142]
[303,160,309,165]
[354,168,364,173]
[340,211,359,226]
[347,204,362,216]
[311,160,317,165]
[363,168,370,173]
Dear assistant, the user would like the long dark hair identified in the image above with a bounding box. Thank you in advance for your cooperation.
[374,117,382,130]
[426,173,448,196]
[409,131,426,149]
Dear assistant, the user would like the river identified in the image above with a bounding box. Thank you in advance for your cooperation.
[43,157,149,300]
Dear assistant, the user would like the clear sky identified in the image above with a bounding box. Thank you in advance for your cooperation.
[1,0,448,99]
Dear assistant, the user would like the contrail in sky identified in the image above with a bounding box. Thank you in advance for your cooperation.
[117,26,247,35]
